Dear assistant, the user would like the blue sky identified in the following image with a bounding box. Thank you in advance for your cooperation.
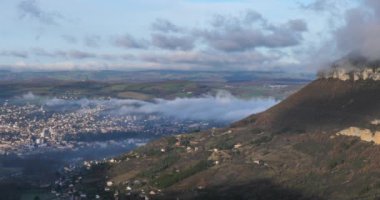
[0,0,362,72]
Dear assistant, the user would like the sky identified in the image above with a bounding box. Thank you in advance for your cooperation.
[0,0,373,72]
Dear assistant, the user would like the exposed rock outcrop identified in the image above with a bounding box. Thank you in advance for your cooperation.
[337,127,380,144]
[318,68,380,81]
[371,119,380,125]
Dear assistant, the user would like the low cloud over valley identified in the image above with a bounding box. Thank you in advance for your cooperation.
[20,91,277,122]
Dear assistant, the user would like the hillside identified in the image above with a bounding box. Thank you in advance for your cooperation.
[237,79,380,132]
[61,78,380,200]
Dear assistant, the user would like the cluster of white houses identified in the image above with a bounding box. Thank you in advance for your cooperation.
[0,100,215,155]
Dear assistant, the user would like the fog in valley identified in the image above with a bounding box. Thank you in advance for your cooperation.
[20,91,277,122]
[0,91,278,183]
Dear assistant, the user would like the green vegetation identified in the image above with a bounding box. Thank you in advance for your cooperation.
[139,148,163,157]
[358,185,371,196]
[204,134,236,150]
[0,72,306,100]
[293,140,331,157]
[231,84,302,99]
[154,160,212,188]
[139,153,179,179]
[327,156,345,170]
[250,128,264,134]
[179,135,195,146]
[351,158,365,169]
[0,80,209,100]
[252,135,273,146]
[180,138,191,146]
[166,136,177,146]
[340,139,359,150]
[214,136,236,150]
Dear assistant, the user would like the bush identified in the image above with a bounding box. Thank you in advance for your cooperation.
[154,160,212,188]
[252,135,273,146]
[139,153,179,179]
[180,138,191,146]
[327,157,345,169]
[215,139,235,150]
[250,128,264,134]
[341,139,358,150]
[166,136,177,146]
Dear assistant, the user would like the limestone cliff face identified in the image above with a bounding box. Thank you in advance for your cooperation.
[337,126,380,144]
[319,68,380,81]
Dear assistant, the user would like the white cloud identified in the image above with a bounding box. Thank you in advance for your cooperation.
[21,91,277,122]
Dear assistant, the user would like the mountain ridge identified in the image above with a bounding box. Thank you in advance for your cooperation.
[65,77,380,200]
[236,78,380,133]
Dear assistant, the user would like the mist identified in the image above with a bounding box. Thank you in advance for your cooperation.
[117,91,277,122]
[330,0,380,67]
[19,91,278,122]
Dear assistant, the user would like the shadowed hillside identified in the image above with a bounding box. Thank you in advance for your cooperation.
[236,79,380,133]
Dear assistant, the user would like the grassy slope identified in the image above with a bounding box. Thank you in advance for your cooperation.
[80,125,380,199]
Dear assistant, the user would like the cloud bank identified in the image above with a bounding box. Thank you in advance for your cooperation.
[334,0,380,61]
[20,91,277,122]
[117,91,277,121]
[197,12,307,52]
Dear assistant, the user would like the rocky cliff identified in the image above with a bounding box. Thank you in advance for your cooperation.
[318,67,380,81]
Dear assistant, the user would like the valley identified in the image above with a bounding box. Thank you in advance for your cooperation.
[2,0,380,199]
[0,71,307,200]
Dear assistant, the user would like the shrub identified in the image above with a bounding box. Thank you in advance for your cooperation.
[215,138,235,150]
[327,157,345,169]
[139,153,179,179]
[252,135,273,146]
[154,160,212,188]
[166,136,177,146]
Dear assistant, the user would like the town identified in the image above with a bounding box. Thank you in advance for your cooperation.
[0,99,220,156]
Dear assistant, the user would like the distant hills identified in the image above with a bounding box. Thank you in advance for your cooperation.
[0,70,314,83]
[0,70,310,101]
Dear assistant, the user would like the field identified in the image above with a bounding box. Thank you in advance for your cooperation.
[0,79,306,101]
[0,70,311,100]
